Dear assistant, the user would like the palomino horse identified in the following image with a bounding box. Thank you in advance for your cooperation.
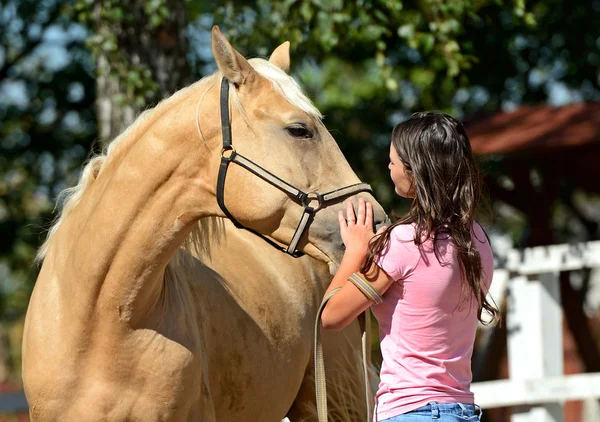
[23,27,386,421]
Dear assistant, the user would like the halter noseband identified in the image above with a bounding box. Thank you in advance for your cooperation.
[216,77,373,257]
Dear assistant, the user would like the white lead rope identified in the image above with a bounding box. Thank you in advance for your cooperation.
[314,275,383,421]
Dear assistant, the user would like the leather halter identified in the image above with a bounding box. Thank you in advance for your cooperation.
[216,77,373,257]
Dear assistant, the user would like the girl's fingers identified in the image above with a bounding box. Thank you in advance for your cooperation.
[356,199,365,225]
[338,210,347,229]
[365,201,373,230]
[346,200,356,224]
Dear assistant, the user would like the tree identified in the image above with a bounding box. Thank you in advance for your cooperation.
[76,0,192,143]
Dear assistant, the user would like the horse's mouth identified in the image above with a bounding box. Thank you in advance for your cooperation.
[301,241,343,277]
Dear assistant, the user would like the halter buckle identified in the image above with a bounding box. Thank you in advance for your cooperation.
[221,145,236,159]
[302,192,324,212]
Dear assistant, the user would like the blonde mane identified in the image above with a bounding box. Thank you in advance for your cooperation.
[247,58,322,120]
[36,58,322,262]
[35,74,220,262]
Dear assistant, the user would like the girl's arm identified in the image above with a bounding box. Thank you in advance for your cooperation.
[321,199,395,331]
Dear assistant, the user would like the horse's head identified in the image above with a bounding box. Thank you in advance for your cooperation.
[202,27,388,268]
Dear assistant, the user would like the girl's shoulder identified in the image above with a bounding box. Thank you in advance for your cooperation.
[389,223,417,242]
[388,221,490,246]
[472,221,491,245]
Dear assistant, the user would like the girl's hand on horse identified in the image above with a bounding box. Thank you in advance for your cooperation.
[338,199,386,259]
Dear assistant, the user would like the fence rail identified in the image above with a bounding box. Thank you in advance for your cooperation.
[472,373,600,408]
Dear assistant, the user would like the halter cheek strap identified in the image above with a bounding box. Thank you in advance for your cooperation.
[216,77,373,256]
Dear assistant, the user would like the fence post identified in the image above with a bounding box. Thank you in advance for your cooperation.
[507,272,563,422]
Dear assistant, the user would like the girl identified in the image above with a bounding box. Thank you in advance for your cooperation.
[321,112,499,421]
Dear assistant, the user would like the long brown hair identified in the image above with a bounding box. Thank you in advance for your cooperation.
[363,112,499,324]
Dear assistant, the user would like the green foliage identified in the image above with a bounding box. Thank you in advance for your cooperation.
[0,0,97,323]
[209,0,532,92]
[72,0,171,107]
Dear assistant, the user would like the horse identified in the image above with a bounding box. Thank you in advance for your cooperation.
[22,26,386,421]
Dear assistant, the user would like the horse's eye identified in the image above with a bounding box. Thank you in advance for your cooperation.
[286,125,313,139]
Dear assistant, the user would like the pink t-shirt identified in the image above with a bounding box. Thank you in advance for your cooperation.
[372,223,493,421]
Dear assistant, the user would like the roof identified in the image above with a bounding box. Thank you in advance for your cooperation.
[465,102,600,155]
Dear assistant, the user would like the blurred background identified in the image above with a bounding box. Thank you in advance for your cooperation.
[0,0,599,421]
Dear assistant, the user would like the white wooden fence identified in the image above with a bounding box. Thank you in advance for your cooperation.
[472,240,600,422]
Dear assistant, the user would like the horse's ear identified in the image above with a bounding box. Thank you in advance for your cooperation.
[269,41,291,73]
[211,26,256,85]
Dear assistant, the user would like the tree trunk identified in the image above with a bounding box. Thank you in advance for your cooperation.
[93,0,191,144]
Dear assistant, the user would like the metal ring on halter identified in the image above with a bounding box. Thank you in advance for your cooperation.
[221,145,236,159]
[302,192,324,212]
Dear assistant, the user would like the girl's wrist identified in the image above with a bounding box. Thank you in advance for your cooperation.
[343,247,367,265]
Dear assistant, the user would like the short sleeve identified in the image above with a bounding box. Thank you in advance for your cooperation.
[374,225,421,281]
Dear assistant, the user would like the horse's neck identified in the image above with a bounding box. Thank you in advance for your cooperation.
[45,117,214,325]
[188,217,333,304]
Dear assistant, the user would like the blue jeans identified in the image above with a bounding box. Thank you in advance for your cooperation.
[379,402,482,421]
